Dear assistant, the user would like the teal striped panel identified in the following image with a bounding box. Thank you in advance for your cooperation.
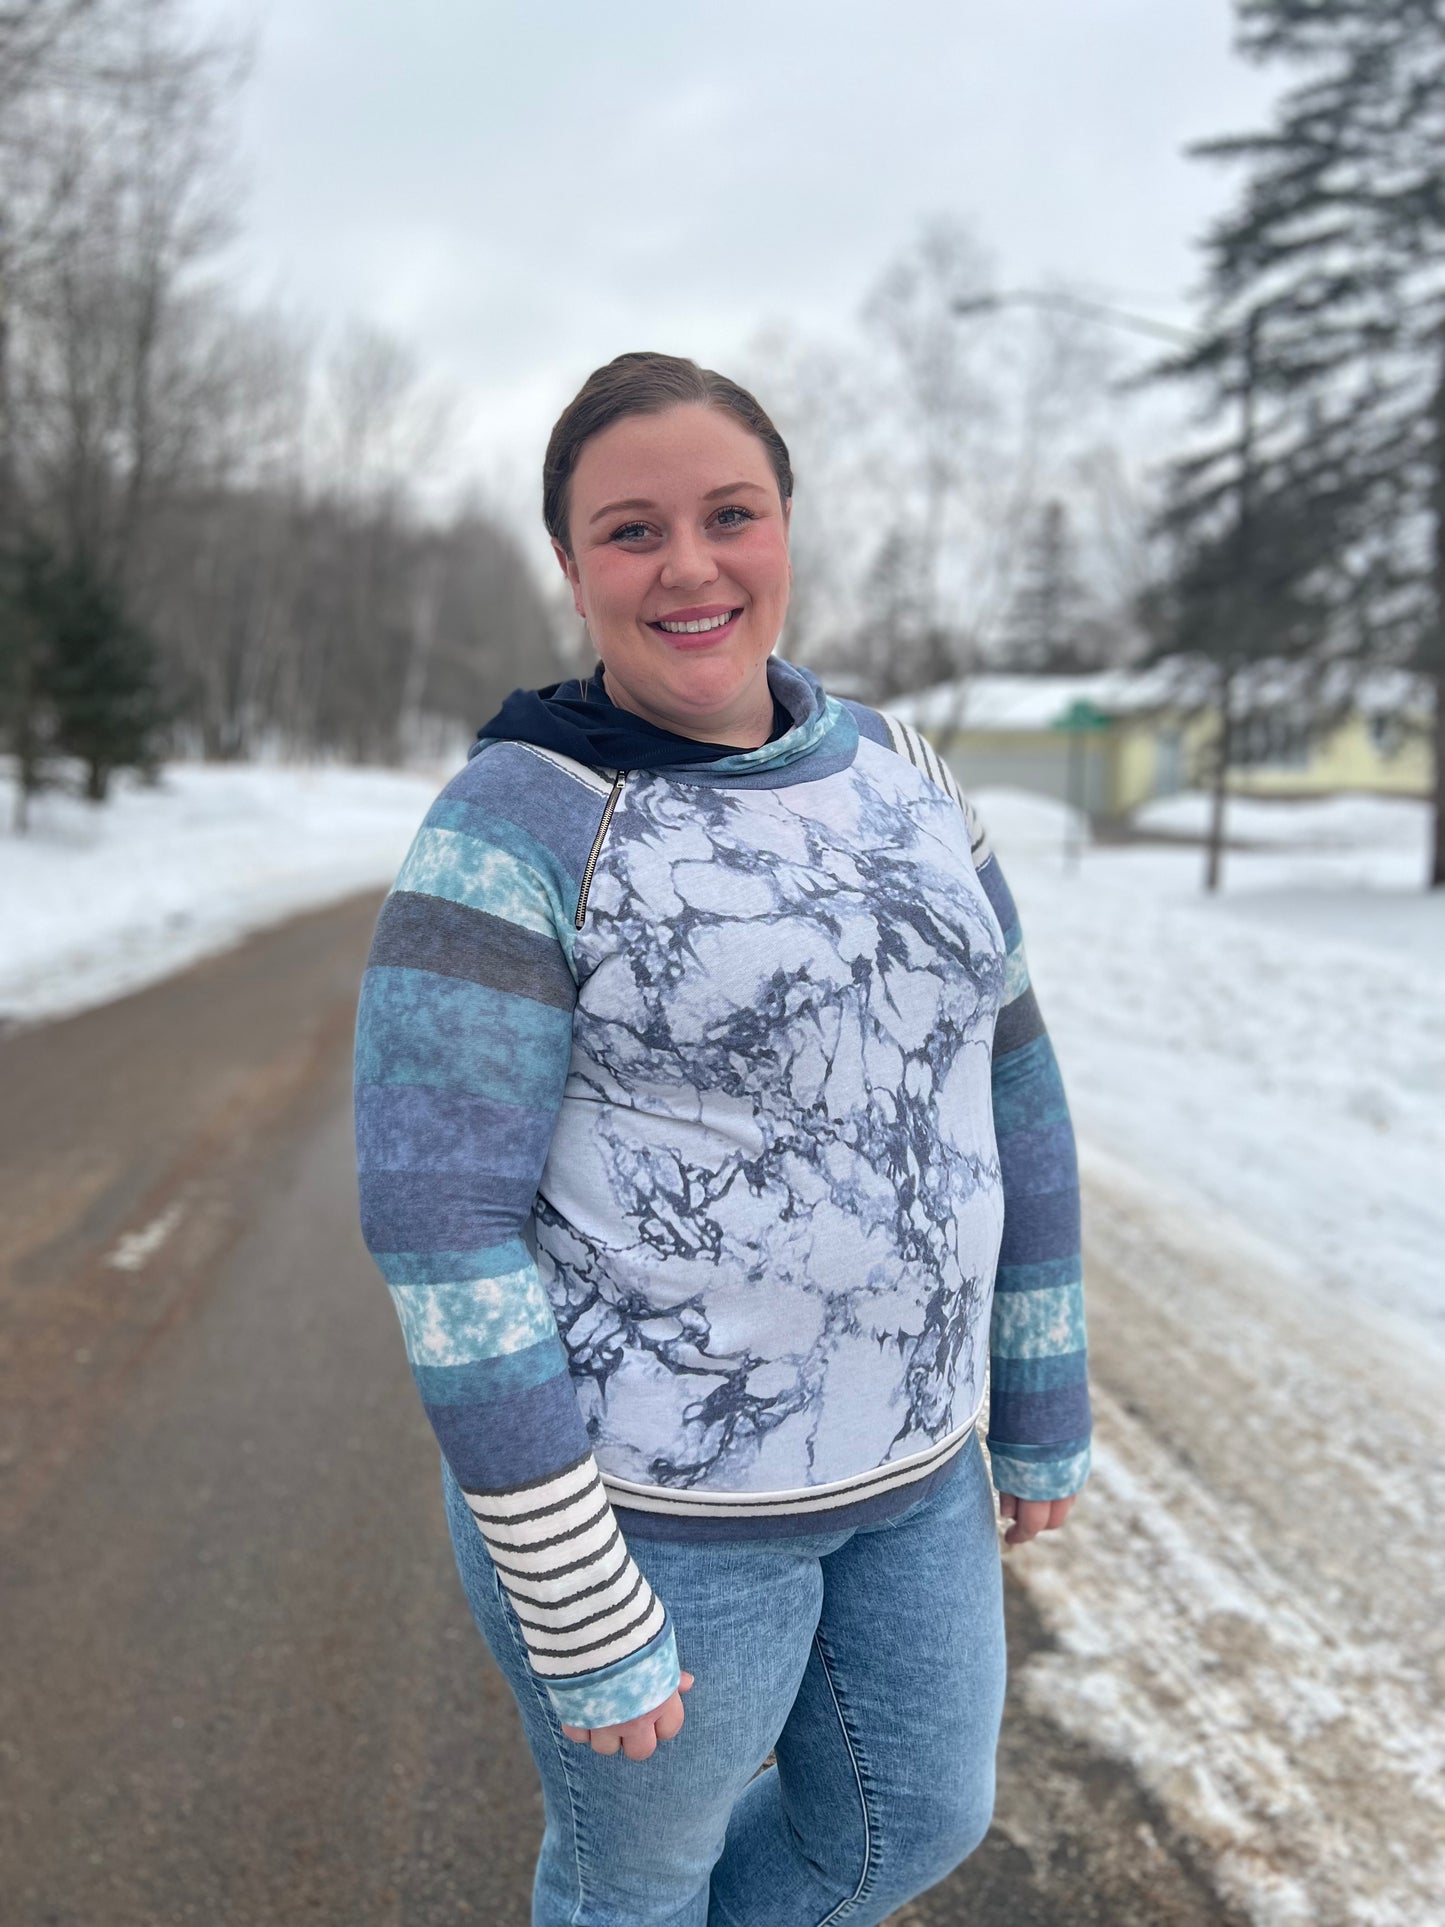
[395,827,556,935]
[987,1443,1091,1502]
[994,1254,1081,1296]
[422,801,579,923]
[413,1335,568,1404]
[993,1035,1071,1128]
[388,1266,558,1367]
[371,1239,532,1287]
[544,1626,681,1728]
[992,1282,1087,1358]
[355,968,572,1104]
[989,1350,1087,1394]
[1002,937,1031,1004]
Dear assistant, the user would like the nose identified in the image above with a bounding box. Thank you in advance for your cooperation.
[659,526,718,593]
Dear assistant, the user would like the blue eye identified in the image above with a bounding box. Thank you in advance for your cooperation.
[608,521,650,542]
[714,505,756,529]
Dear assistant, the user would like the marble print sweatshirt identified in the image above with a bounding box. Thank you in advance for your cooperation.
[354,660,1089,1728]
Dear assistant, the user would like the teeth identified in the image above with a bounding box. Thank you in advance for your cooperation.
[657,612,734,634]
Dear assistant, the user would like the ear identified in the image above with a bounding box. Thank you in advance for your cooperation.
[551,538,585,618]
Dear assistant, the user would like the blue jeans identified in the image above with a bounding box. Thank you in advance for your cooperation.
[441,1432,1006,1927]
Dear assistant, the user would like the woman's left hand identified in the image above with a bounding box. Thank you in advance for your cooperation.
[998,1492,1078,1546]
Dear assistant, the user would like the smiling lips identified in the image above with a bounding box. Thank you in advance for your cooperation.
[648,605,743,640]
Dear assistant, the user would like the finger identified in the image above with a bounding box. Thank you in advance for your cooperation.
[998,1493,1017,1520]
[653,1694,686,1744]
[679,1671,695,1693]
[1046,1497,1076,1530]
[559,1723,590,1743]
[590,1731,623,1756]
[621,1726,658,1762]
[1005,1500,1048,1545]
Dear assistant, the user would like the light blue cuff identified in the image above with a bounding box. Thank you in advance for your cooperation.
[988,1442,1091,1503]
[543,1624,681,1729]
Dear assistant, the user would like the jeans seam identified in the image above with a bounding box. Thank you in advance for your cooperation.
[808,1629,874,1925]
[492,1564,591,1925]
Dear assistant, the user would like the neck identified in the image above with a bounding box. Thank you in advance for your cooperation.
[601,668,775,748]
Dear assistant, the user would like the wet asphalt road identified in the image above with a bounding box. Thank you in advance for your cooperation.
[0,896,1241,1927]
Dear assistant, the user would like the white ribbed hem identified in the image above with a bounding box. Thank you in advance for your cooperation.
[600,1407,982,1521]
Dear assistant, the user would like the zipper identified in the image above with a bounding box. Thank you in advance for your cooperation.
[575,771,626,929]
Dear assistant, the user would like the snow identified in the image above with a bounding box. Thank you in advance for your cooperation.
[890,664,1431,732]
[891,668,1174,731]
[0,762,445,1025]
[974,783,1445,1926]
[981,786,1445,1337]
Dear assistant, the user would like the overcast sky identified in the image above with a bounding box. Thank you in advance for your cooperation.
[208,0,1282,522]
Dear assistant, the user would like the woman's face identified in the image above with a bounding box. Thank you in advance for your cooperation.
[556,403,791,746]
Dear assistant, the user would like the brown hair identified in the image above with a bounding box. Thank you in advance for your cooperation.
[543,351,794,554]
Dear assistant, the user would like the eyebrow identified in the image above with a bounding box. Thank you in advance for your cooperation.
[588,480,771,526]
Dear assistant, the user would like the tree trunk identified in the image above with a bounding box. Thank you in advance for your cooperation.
[1204,311,1261,897]
[1432,663,1444,889]
[1430,330,1445,888]
[1205,663,1232,894]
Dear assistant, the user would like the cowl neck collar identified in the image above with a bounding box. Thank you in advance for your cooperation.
[471,657,841,776]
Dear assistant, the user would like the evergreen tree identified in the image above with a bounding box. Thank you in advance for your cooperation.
[858,527,960,700]
[25,546,165,801]
[0,546,58,829]
[1002,499,1097,673]
[1161,0,1445,885]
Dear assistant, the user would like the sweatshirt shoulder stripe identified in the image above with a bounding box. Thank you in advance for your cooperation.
[395,828,562,933]
[367,893,577,1009]
[354,969,572,1103]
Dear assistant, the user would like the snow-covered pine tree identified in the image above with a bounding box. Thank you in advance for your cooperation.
[1163,0,1445,885]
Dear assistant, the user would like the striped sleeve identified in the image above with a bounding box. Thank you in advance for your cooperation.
[972,837,1092,1502]
[354,745,680,1729]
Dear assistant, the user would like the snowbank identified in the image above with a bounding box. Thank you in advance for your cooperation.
[0,762,444,1025]
[979,786,1444,1339]
[975,784,1445,1926]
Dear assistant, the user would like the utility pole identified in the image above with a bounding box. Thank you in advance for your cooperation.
[1204,306,1262,894]
[1431,325,1445,889]
[0,193,29,832]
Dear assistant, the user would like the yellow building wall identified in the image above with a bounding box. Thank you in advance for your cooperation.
[1226,714,1430,797]
[929,709,1430,815]
[1112,724,1164,816]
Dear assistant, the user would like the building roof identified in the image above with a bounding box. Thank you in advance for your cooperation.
[887,663,1429,732]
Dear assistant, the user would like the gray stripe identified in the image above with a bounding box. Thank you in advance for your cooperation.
[489,1522,623,1588]
[512,1568,648,1641]
[370,892,576,1011]
[917,731,945,788]
[994,984,1046,1057]
[468,1470,602,1529]
[534,1598,665,1676]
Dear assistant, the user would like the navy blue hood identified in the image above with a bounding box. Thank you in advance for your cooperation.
[474,660,805,772]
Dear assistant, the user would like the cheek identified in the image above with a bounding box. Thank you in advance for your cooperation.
[734,525,792,596]
[581,547,654,613]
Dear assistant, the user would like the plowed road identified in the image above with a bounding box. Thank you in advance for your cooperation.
[0,895,1237,1927]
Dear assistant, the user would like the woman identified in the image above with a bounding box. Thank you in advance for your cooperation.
[354,352,1089,1926]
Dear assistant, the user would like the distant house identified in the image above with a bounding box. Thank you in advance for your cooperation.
[889,667,1431,823]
